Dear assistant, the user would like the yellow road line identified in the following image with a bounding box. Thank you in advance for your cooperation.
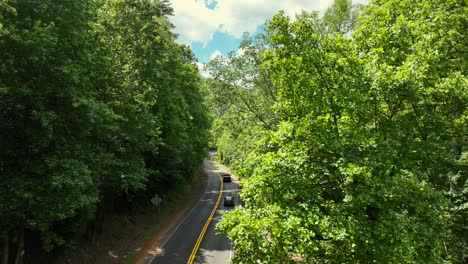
[186,164,223,264]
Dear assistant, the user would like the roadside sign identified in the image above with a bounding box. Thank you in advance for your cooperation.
[151,194,162,207]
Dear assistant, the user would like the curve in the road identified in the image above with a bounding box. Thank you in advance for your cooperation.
[147,160,231,264]
[186,169,223,264]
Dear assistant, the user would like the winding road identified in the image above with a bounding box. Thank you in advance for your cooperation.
[148,159,237,264]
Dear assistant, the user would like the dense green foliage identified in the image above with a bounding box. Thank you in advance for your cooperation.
[0,0,209,262]
[206,34,280,170]
[212,0,467,263]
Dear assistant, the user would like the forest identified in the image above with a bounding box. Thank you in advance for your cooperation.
[0,0,467,263]
[0,0,210,263]
[209,0,467,263]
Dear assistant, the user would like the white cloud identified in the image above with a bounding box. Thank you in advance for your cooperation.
[196,62,211,78]
[210,50,222,60]
[169,0,369,47]
[169,0,220,45]
[236,46,247,57]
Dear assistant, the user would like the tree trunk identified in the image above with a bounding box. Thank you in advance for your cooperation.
[1,232,9,264]
[13,228,24,264]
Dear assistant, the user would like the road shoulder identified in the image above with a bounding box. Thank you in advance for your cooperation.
[130,171,208,264]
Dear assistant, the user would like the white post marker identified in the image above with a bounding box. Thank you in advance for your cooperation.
[151,194,163,214]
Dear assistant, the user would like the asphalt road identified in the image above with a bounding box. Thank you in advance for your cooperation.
[149,159,236,264]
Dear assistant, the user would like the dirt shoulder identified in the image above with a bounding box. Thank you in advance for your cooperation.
[130,173,207,264]
[58,170,207,264]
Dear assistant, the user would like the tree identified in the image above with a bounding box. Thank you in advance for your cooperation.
[322,0,361,34]
[0,0,112,260]
[0,0,210,262]
[217,0,467,263]
[355,0,467,261]
[206,34,280,170]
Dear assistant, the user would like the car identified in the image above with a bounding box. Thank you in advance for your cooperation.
[224,196,235,206]
[221,172,232,182]
[223,175,232,182]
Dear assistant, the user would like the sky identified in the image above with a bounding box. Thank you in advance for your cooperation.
[168,0,370,75]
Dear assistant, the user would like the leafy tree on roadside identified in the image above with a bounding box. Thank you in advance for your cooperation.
[355,0,467,261]
[217,0,467,263]
[0,0,111,261]
[323,0,362,34]
[0,0,210,262]
[207,35,280,170]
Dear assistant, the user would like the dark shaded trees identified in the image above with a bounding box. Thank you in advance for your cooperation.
[0,0,209,262]
[0,1,109,259]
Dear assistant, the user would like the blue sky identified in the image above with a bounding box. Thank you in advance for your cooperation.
[191,31,240,63]
[169,0,369,70]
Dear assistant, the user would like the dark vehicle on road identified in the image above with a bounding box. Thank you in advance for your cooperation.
[221,172,231,182]
[224,196,234,206]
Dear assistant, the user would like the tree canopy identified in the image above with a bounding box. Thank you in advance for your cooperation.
[0,0,209,262]
[212,0,467,263]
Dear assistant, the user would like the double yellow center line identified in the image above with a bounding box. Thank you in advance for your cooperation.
[186,168,223,264]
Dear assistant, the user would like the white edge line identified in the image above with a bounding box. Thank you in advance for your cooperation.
[148,161,218,263]
[149,162,214,264]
